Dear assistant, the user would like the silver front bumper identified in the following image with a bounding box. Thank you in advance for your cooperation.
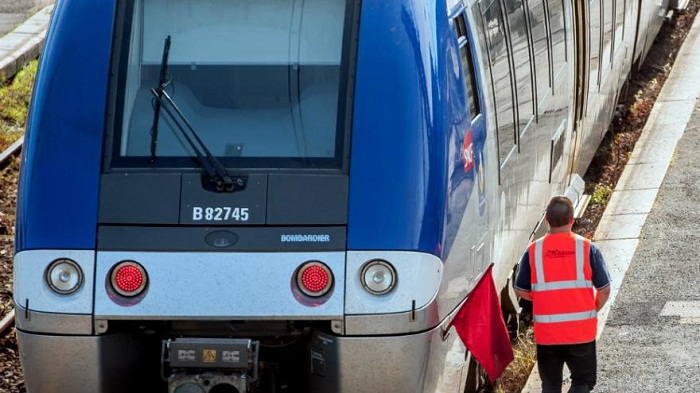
[16,330,156,393]
[18,321,464,393]
[310,325,459,393]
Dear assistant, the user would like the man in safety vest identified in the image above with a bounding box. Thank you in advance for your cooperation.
[514,196,612,393]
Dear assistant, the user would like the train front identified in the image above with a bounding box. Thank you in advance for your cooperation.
[14,0,469,392]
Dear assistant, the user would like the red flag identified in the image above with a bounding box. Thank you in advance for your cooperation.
[451,264,514,382]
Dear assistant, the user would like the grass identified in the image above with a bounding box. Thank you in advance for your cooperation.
[494,327,537,393]
[589,184,613,208]
[0,60,38,152]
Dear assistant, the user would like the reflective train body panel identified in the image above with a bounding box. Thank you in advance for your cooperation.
[14,0,668,392]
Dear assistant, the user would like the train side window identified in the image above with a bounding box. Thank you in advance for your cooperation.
[454,13,481,120]
[547,0,566,81]
[615,0,625,48]
[622,0,627,39]
[528,0,551,107]
[504,1,534,133]
[588,0,602,102]
[596,0,604,86]
[560,0,568,62]
[602,0,613,68]
[481,0,516,166]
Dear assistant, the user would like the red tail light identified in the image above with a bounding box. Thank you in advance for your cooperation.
[296,261,333,297]
[111,261,148,297]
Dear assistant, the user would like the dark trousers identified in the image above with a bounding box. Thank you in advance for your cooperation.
[537,341,597,393]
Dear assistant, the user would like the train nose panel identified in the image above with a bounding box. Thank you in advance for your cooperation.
[93,251,346,320]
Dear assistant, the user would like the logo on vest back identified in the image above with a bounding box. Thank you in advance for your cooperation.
[545,249,576,258]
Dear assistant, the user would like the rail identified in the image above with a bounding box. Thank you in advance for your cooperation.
[0,138,23,167]
[0,310,15,335]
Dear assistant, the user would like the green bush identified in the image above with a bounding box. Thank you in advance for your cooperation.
[590,184,614,208]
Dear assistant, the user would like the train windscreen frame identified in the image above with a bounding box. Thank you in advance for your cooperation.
[105,0,357,172]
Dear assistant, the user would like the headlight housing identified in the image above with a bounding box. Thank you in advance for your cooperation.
[296,261,334,298]
[361,260,397,296]
[45,259,84,295]
[110,260,148,297]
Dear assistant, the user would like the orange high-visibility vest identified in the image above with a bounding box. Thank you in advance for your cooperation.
[528,232,597,345]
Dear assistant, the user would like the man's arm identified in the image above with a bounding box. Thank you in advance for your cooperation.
[515,288,531,301]
[513,250,532,300]
[590,244,612,287]
[595,285,611,311]
[589,243,612,311]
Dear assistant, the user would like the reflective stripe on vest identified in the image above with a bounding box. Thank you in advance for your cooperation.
[533,310,597,324]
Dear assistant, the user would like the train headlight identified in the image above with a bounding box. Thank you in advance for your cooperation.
[361,260,397,295]
[110,261,148,297]
[46,259,84,295]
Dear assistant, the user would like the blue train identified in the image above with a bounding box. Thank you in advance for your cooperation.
[14,0,668,392]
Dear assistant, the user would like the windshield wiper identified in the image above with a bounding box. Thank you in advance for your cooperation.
[149,36,241,192]
[153,89,240,191]
[150,35,171,164]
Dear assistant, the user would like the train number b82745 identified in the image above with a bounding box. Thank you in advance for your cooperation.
[192,207,250,222]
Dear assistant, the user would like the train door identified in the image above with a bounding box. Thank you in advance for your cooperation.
[459,10,491,284]
[566,0,589,194]
[444,5,491,288]
[444,3,494,392]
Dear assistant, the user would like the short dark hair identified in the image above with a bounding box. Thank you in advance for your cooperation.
[546,196,574,228]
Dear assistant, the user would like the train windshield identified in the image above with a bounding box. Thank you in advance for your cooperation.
[109,0,352,170]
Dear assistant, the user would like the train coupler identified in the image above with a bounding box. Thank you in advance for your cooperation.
[162,338,260,393]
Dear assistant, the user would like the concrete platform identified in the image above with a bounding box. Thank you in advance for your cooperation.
[523,8,700,393]
[0,0,52,36]
[0,2,52,80]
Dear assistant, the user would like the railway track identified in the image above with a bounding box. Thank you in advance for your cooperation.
[0,138,21,335]
[0,309,15,334]
[0,136,23,392]
[0,139,22,166]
